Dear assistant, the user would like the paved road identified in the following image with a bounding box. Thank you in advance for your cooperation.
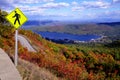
[0,35,36,80]
[18,35,36,52]
[0,48,22,80]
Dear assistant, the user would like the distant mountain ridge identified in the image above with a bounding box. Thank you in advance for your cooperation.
[98,22,120,26]
[23,20,58,27]
[27,21,120,40]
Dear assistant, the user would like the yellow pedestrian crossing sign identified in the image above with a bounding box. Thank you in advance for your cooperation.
[6,8,28,29]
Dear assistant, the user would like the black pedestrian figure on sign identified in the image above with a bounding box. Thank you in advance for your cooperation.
[12,11,21,25]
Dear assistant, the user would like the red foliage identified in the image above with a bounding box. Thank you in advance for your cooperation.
[19,48,86,80]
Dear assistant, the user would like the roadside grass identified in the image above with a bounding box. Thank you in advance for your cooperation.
[17,58,63,80]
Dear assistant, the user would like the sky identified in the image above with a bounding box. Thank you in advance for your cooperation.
[0,0,120,22]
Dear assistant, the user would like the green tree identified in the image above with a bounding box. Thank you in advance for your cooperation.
[0,9,8,24]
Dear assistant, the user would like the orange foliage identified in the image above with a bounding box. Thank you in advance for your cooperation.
[18,29,120,80]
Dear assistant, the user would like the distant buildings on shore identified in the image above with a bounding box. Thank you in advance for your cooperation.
[45,35,112,44]
[74,36,111,43]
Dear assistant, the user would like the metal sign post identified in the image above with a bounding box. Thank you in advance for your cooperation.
[15,30,18,67]
[6,8,28,67]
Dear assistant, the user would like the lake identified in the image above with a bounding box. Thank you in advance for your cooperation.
[37,31,101,41]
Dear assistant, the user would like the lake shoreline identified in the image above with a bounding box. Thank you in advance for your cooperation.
[35,31,108,44]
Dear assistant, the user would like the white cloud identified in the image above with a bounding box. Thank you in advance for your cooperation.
[17,0,54,4]
[72,6,84,11]
[6,0,14,3]
[113,0,118,1]
[0,0,14,9]
[13,4,45,15]
[113,0,120,3]
[42,2,70,9]
[42,13,68,17]
[105,10,120,16]
[43,0,54,2]
[2,1,70,17]
[18,0,39,4]
[72,1,78,6]
[72,1,111,12]
[92,10,120,19]
[82,1,110,8]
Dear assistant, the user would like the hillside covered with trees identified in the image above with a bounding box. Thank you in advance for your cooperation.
[29,22,120,40]
[0,9,120,80]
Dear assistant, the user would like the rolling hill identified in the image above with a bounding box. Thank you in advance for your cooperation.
[28,22,120,36]
[28,21,120,42]
[1,23,120,80]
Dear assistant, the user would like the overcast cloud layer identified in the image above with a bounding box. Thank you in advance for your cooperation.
[0,0,120,22]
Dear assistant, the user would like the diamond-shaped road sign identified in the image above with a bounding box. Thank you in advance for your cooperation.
[6,8,28,29]
[5,8,28,66]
